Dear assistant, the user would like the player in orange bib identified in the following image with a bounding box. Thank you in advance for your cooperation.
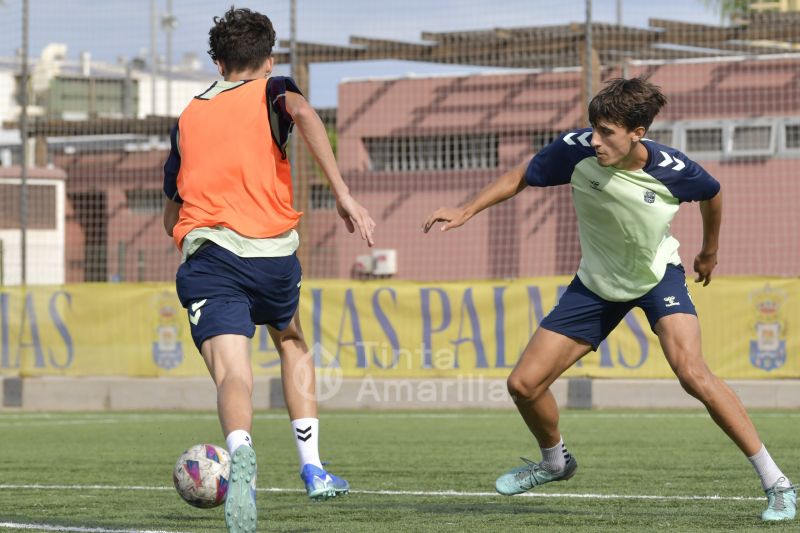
[163,7,375,533]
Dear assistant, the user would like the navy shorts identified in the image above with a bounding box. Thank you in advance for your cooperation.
[539,264,696,350]
[175,242,302,350]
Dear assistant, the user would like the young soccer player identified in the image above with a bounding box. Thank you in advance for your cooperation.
[423,77,795,522]
[162,7,375,532]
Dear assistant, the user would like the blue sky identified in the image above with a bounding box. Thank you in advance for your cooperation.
[0,0,725,107]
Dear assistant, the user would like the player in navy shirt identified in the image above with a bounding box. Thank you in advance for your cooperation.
[424,77,795,522]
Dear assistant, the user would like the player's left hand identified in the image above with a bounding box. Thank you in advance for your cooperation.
[336,194,375,247]
[693,251,717,286]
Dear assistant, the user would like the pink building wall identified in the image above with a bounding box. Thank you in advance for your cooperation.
[335,58,800,280]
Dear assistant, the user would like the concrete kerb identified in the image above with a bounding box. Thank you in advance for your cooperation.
[1,376,799,411]
[1,376,23,408]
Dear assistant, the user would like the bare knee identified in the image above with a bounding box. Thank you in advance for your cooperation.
[270,317,308,355]
[507,372,546,403]
[675,364,716,401]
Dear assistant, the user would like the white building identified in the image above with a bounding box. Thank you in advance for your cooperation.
[0,43,217,126]
[0,45,216,285]
[0,166,67,285]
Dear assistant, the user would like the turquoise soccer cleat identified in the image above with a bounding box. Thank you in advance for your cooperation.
[762,478,796,522]
[301,463,350,501]
[225,446,258,533]
[495,456,578,496]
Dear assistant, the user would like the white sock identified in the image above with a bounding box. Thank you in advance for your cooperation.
[749,444,791,490]
[540,437,571,473]
[292,418,322,471]
[225,429,253,455]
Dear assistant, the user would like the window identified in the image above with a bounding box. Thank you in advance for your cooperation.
[785,124,800,150]
[685,127,723,153]
[310,183,336,210]
[531,131,559,152]
[645,129,673,146]
[365,134,498,172]
[126,189,163,214]
[0,184,57,229]
[732,125,772,153]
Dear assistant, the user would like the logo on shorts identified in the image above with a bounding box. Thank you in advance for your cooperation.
[663,296,680,307]
[644,190,656,204]
[748,285,787,372]
[189,299,207,326]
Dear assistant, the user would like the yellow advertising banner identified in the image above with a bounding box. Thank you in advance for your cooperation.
[0,277,796,379]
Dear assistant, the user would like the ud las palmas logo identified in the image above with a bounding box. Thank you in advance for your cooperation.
[153,292,184,370]
[748,285,788,372]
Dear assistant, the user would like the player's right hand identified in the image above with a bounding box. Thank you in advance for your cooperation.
[336,194,375,247]
[422,207,469,233]
[693,250,717,286]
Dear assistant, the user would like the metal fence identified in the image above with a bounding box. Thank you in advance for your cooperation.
[1,0,799,284]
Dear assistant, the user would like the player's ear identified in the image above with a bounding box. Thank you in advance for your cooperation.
[216,60,225,77]
[632,126,646,142]
[263,56,274,77]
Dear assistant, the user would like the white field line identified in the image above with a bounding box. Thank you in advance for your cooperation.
[0,522,188,533]
[0,483,763,502]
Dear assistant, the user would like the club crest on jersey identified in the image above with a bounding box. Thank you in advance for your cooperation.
[643,190,656,204]
[748,285,788,372]
[590,179,602,191]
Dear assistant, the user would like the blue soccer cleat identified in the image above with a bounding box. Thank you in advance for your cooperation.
[301,463,350,501]
[495,456,578,496]
[225,446,257,533]
[762,478,796,522]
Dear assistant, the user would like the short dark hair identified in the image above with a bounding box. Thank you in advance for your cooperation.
[588,77,667,132]
[207,6,276,73]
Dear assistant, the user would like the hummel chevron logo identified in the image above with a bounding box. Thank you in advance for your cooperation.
[296,426,312,442]
[563,131,591,147]
[189,299,207,326]
[657,151,685,171]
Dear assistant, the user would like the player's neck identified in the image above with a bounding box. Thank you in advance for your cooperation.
[223,68,271,83]
[612,142,648,171]
[224,73,259,82]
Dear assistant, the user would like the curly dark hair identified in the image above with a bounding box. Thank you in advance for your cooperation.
[588,77,668,132]
[207,6,276,73]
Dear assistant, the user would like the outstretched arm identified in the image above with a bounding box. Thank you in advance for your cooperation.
[694,190,722,286]
[422,159,529,233]
[285,91,375,247]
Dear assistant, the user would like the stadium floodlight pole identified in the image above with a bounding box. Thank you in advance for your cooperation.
[585,0,593,112]
[164,0,175,117]
[150,0,157,116]
[19,0,29,285]
[616,0,622,26]
[289,0,298,191]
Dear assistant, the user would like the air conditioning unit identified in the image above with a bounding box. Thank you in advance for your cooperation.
[372,249,397,276]
[353,254,374,274]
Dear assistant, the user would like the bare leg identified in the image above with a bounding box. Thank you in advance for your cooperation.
[200,334,253,435]
[269,309,317,420]
[655,313,762,456]
[507,328,592,448]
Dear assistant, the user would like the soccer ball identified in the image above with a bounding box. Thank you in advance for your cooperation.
[173,443,230,508]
